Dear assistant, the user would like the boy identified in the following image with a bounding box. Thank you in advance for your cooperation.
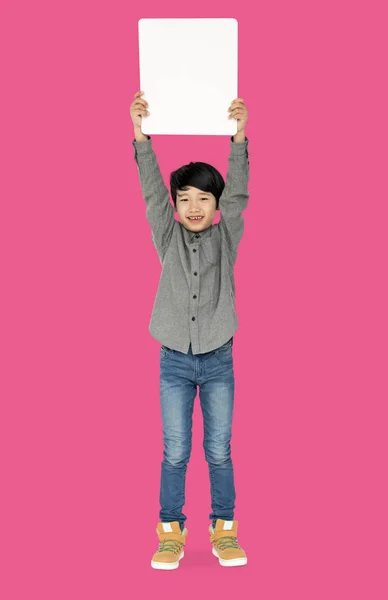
[130,91,250,569]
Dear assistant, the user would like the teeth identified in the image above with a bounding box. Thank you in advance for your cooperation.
[189,216,203,220]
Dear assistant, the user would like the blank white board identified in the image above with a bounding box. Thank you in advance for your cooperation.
[138,18,238,136]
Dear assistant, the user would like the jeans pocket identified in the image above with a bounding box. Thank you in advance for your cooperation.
[160,345,174,360]
[214,339,233,365]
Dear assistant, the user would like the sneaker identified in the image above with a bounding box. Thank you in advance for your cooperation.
[151,521,187,570]
[209,519,247,567]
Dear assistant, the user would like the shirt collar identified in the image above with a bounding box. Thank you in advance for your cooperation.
[182,222,213,243]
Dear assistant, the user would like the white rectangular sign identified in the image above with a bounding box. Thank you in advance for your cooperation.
[138,18,238,136]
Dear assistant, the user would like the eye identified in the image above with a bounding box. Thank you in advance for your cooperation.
[201,197,208,201]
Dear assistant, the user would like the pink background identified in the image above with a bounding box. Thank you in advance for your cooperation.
[1,1,387,598]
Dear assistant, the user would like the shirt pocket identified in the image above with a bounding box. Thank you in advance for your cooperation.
[202,238,218,265]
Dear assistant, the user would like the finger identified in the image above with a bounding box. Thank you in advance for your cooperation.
[134,108,149,116]
[231,106,247,114]
[229,100,244,108]
[230,108,245,116]
[133,96,148,105]
[229,102,245,111]
[229,111,245,119]
[131,106,149,117]
[135,91,144,97]
[133,98,149,108]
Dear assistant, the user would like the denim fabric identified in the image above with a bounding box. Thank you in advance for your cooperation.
[159,337,236,531]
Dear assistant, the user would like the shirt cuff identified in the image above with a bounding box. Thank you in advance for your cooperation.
[230,135,249,154]
[132,135,152,154]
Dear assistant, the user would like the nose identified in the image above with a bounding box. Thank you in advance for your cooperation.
[188,200,200,213]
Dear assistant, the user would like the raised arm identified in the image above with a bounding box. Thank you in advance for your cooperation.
[218,99,250,261]
[218,133,250,261]
[130,92,175,262]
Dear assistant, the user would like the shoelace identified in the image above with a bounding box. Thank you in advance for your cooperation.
[214,535,240,551]
[158,539,183,554]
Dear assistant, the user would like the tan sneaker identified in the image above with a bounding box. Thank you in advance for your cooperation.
[151,522,187,570]
[209,519,247,567]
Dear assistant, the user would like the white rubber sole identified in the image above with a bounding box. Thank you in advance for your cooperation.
[151,550,184,570]
[212,547,248,567]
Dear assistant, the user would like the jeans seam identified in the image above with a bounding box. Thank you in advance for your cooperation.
[160,342,235,527]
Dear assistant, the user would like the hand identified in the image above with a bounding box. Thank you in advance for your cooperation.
[130,91,150,131]
[228,98,248,132]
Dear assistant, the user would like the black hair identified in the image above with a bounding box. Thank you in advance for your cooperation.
[170,161,225,210]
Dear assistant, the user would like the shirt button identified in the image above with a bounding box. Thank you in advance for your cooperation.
[195,234,200,238]
[192,317,196,321]
[193,295,197,299]
[193,248,197,252]
[194,271,197,276]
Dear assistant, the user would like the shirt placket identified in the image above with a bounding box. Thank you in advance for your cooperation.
[189,233,201,352]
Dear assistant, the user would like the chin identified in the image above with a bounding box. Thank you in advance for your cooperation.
[180,216,214,232]
[187,222,207,231]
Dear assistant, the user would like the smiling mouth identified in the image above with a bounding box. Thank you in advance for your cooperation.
[188,216,204,221]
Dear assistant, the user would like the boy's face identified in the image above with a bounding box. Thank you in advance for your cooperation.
[175,186,217,232]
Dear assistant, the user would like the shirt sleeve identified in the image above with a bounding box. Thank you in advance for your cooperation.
[132,135,175,261]
[218,136,250,261]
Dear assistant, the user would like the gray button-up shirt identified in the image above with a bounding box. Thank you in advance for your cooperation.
[132,134,250,354]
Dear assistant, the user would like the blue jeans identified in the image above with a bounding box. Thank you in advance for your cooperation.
[159,337,236,531]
